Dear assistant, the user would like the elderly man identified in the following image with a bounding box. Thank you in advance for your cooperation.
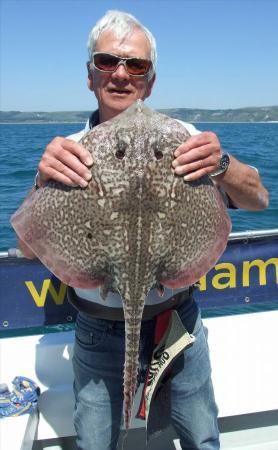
[17,10,268,450]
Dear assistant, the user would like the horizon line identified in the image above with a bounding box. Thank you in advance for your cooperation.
[1,105,278,113]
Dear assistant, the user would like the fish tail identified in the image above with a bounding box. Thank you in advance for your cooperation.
[123,378,136,429]
[124,330,140,430]
[121,281,150,430]
[123,315,142,430]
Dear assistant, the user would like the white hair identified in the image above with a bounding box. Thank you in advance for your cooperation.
[87,10,157,74]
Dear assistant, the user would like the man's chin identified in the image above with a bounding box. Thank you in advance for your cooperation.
[99,93,144,121]
[105,97,137,117]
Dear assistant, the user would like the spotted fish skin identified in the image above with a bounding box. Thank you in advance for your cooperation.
[11,100,231,428]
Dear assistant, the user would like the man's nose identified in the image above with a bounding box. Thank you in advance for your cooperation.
[111,62,130,79]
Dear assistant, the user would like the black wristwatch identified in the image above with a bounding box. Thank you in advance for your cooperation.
[210,153,230,177]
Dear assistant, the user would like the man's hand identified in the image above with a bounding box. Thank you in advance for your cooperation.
[37,137,93,188]
[172,131,221,181]
[171,130,269,211]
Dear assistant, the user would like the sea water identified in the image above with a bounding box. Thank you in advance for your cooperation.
[0,122,277,252]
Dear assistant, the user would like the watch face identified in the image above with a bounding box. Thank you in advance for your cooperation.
[220,154,230,171]
[210,153,230,177]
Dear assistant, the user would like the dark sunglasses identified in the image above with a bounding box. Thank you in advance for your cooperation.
[88,52,153,77]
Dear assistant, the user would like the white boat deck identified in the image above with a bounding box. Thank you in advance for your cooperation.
[1,311,278,449]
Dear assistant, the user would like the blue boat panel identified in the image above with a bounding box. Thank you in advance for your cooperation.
[196,235,278,310]
[0,234,277,331]
[0,258,77,330]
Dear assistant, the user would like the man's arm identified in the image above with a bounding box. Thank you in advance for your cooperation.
[172,131,269,211]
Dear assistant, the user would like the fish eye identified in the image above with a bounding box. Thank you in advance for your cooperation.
[115,141,126,159]
[150,140,163,160]
[153,145,163,160]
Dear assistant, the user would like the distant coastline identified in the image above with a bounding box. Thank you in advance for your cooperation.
[1,106,278,124]
[0,121,86,125]
[1,121,278,126]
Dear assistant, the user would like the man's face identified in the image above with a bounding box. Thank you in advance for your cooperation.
[87,29,156,123]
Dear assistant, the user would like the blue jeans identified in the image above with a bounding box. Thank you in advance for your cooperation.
[72,301,219,450]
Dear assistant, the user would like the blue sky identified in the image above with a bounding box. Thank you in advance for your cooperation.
[1,0,278,111]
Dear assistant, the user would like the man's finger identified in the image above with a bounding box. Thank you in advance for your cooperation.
[40,166,89,188]
[183,165,216,181]
[172,145,212,168]
[174,156,215,176]
[174,132,217,157]
[48,150,93,181]
[58,139,93,166]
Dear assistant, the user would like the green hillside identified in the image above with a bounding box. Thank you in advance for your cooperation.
[1,106,278,123]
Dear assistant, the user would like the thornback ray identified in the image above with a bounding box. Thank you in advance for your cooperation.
[11,100,231,429]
